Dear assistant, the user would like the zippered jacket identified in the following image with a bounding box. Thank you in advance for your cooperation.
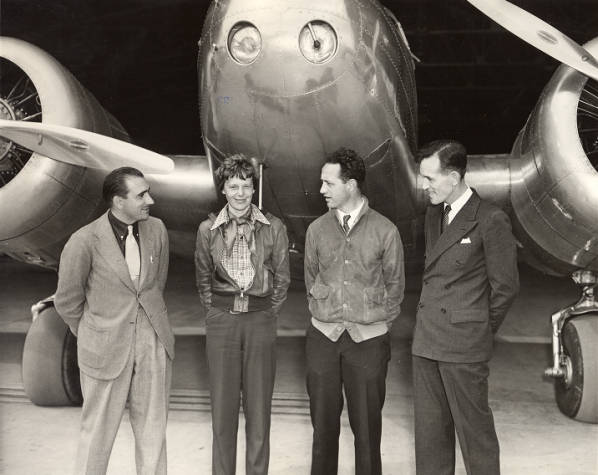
[195,205,290,315]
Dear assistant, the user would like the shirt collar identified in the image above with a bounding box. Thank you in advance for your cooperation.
[336,197,365,226]
[211,203,270,231]
[445,186,472,216]
[108,211,138,239]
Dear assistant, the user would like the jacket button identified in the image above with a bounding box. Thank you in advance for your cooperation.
[440,308,447,314]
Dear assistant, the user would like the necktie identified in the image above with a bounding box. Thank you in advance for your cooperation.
[441,204,451,233]
[342,214,351,234]
[125,225,141,281]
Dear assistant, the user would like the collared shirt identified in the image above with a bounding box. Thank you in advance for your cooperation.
[335,197,365,233]
[211,204,270,312]
[108,211,139,257]
[210,203,271,231]
[445,186,473,225]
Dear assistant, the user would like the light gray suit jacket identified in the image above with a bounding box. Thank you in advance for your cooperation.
[55,211,174,380]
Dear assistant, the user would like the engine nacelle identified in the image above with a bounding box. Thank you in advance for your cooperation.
[0,37,128,269]
[507,37,598,276]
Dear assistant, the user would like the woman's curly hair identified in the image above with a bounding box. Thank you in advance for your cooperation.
[215,154,259,191]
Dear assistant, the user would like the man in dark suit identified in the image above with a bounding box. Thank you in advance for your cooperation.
[412,140,519,475]
[55,167,174,474]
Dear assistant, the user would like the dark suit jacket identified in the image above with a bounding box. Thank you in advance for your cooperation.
[412,191,519,363]
[55,211,174,380]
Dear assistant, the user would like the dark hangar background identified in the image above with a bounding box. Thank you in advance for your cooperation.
[1,0,597,155]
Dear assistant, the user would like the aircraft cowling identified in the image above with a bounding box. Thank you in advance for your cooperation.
[507,37,598,276]
[0,37,128,269]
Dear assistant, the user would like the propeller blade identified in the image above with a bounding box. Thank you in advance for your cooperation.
[467,0,598,81]
[0,120,174,174]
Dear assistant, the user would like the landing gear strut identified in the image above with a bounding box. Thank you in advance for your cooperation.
[545,270,598,423]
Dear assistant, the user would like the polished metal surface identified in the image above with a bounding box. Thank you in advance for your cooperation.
[198,0,420,253]
[147,155,218,258]
[0,37,125,269]
[2,1,598,422]
[464,154,511,208]
[508,37,598,275]
[1,1,598,279]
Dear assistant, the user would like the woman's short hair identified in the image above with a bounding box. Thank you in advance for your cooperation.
[215,154,259,191]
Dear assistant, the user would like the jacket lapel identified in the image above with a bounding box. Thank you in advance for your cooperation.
[93,212,137,292]
[138,219,153,290]
[424,192,481,271]
[427,204,443,250]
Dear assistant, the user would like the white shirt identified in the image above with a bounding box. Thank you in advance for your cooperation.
[445,187,472,225]
[336,198,365,232]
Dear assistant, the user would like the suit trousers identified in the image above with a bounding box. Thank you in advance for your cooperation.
[305,325,390,475]
[75,309,172,475]
[412,355,499,475]
[206,308,277,475]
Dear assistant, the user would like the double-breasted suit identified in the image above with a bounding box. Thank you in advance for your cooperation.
[55,211,174,474]
[412,191,519,475]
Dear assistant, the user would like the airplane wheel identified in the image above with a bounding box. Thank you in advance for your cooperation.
[555,315,598,423]
[22,305,82,406]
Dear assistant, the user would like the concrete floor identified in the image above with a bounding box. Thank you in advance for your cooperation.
[1,255,597,474]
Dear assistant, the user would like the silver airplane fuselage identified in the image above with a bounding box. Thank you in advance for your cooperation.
[197,0,420,257]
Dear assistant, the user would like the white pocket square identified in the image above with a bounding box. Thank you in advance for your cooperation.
[460,237,471,244]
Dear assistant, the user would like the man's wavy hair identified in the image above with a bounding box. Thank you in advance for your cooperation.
[417,140,467,178]
[215,154,259,192]
[102,166,144,205]
[324,147,366,191]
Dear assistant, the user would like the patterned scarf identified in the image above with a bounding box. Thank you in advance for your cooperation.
[224,210,256,256]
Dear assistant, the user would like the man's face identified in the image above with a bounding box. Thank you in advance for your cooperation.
[419,154,458,205]
[115,175,154,223]
[222,175,254,216]
[320,163,352,210]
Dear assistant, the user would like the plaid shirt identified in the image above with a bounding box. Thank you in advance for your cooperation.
[211,204,270,312]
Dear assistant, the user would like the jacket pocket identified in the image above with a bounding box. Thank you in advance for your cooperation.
[78,321,109,369]
[365,287,385,305]
[309,284,331,320]
[310,284,330,299]
[450,309,487,323]
[363,287,386,323]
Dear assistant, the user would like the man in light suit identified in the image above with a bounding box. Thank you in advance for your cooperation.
[55,166,174,475]
[413,140,519,475]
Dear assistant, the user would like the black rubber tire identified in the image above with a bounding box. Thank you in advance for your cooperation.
[555,315,598,423]
[22,305,82,406]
